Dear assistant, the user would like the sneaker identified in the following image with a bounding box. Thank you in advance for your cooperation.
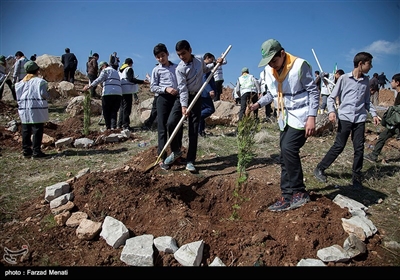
[32,152,49,159]
[199,131,206,137]
[186,162,196,172]
[141,125,151,131]
[268,197,291,212]
[364,153,377,163]
[290,192,310,210]
[164,151,182,165]
[313,167,327,183]
[159,161,170,171]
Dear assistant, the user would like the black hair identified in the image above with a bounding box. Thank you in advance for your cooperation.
[392,73,400,83]
[336,69,345,76]
[124,58,133,64]
[65,48,70,53]
[203,52,215,60]
[315,70,320,75]
[153,43,169,56]
[353,52,373,68]
[175,40,191,52]
[93,53,99,58]
[15,51,24,57]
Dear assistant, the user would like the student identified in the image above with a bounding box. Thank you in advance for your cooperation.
[319,72,334,113]
[369,73,380,106]
[314,52,380,189]
[167,40,222,172]
[13,51,29,86]
[83,61,122,130]
[118,58,148,130]
[249,39,320,212]
[235,67,261,121]
[149,43,182,170]
[259,69,277,122]
[15,61,50,158]
[199,53,217,137]
[210,52,227,101]
[364,73,400,162]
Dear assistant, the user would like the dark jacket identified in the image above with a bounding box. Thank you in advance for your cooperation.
[61,53,78,70]
[87,57,98,76]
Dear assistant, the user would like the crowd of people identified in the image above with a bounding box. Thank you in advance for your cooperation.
[1,41,399,213]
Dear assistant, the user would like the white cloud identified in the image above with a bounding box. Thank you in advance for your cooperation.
[363,39,400,55]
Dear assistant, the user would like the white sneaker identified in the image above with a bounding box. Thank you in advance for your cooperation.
[186,162,196,172]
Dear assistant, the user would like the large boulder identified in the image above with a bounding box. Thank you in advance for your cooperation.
[35,54,64,82]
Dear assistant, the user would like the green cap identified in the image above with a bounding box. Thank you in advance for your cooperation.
[24,61,39,72]
[241,67,249,73]
[98,61,107,68]
[258,39,282,67]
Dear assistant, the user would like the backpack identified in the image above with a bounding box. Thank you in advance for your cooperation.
[381,105,400,129]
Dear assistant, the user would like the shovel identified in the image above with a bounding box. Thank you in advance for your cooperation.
[144,45,232,173]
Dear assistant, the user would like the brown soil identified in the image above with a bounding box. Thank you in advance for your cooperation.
[0,88,398,274]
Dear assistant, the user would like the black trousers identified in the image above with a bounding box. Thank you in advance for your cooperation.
[63,68,76,83]
[239,92,258,120]
[214,79,224,101]
[102,95,122,129]
[156,94,182,160]
[118,94,133,129]
[185,94,202,163]
[279,125,307,200]
[317,120,365,180]
[0,79,16,100]
[22,123,44,155]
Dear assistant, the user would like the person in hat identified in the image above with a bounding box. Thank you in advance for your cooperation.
[83,61,122,130]
[117,57,149,130]
[0,55,17,100]
[15,61,50,158]
[235,67,261,121]
[249,39,320,212]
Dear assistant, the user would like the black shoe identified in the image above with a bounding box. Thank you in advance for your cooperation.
[23,151,33,158]
[352,180,363,190]
[32,152,49,159]
[199,131,206,137]
[364,153,377,163]
[314,167,327,183]
[141,125,151,131]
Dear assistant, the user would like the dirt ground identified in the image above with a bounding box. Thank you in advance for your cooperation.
[0,88,399,274]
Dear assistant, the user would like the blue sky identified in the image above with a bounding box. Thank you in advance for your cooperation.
[1,0,399,87]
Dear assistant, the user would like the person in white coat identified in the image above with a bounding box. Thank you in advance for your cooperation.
[83,61,122,130]
[15,61,50,158]
[235,67,261,121]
